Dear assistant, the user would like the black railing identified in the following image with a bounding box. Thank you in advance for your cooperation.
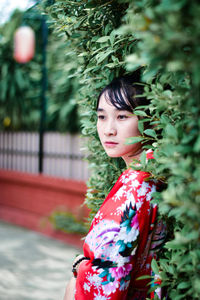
[0,132,89,181]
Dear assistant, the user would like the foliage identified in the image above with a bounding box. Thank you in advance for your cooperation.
[0,7,79,132]
[0,10,41,130]
[46,30,80,133]
[49,210,88,235]
[42,0,200,299]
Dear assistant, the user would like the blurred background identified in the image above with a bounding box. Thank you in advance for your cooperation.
[1,0,200,299]
[0,1,89,299]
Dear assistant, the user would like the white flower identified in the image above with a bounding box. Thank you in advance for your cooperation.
[105,244,120,261]
[121,174,130,184]
[101,280,119,295]
[136,199,143,210]
[113,186,126,201]
[130,179,140,189]
[128,173,139,183]
[94,292,110,300]
[121,174,126,183]
[87,273,102,288]
[146,185,156,201]
[126,190,136,205]
[121,171,138,184]
[95,210,103,220]
[137,182,150,197]
[83,282,91,292]
[114,226,139,244]
[124,227,139,243]
[116,255,130,267]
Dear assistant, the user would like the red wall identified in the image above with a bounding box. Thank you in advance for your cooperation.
[0,169,89,249]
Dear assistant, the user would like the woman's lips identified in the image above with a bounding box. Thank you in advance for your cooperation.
[104,141,118,148]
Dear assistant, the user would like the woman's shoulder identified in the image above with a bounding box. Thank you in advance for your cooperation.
[120,169,152,194]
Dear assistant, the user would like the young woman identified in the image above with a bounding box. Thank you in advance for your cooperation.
[64,74,166,300]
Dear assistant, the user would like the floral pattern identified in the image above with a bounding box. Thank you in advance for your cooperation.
[75,150,166,300]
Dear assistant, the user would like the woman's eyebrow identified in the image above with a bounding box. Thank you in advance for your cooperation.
[97,107,130,112]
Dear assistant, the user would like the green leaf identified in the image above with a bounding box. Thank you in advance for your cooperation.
[134,110,147,116]
[136,275,151,280]
[110,32,115,46]
[96,36,110,43]
[177,282,191,289]
[165,241,185,250]
[161,114,170,124]
[165,124,178,139]
[144,129,157,138]
[194,135,200,152]
[140,150,147,168]
[125,136,145,144]
[138,120,144,134]
[96,50,113,63]
[106,62,118,69]
[151,259,159,275]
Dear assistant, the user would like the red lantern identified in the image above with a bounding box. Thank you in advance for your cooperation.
[14,26,35,63]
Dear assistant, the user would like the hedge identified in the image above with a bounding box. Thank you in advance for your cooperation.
[42,0,200,299]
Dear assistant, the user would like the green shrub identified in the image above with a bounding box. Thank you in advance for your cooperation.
[42,0,200,298]
[49,211,88,235]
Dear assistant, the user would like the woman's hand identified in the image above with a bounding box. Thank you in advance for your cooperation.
[63,277,76,300]
[63,254,85,300]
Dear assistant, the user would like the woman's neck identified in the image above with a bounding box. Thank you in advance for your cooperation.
[122,148,143,167]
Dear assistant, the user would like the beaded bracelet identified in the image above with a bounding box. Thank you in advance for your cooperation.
[72,256,90,278]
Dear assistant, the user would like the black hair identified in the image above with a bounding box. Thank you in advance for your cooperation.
[96,71,149,113]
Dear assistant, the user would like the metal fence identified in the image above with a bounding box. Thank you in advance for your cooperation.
[0,132,89,181]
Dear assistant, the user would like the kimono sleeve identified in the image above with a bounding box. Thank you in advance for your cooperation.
[75,206,140,300]
[74,186,141,299]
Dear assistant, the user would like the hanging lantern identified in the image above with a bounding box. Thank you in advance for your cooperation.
[14,26,35,63]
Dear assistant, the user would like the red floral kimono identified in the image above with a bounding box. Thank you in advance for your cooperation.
[75,150,166,300]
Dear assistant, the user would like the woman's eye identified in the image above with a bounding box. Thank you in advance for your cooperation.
[97,115,105,120]
[118,115,127,120]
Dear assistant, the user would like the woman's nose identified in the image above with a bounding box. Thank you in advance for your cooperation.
[104,122,117,136]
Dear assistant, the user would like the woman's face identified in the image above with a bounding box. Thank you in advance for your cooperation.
[97,92,142,166]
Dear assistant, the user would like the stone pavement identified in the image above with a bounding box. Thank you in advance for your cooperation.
[0,221,80,300]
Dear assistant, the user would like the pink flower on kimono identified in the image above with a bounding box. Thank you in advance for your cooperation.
[131,213,139,228]
[110,264,132,280]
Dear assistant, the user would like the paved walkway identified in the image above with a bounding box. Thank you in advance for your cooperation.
[0,221,80,300]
